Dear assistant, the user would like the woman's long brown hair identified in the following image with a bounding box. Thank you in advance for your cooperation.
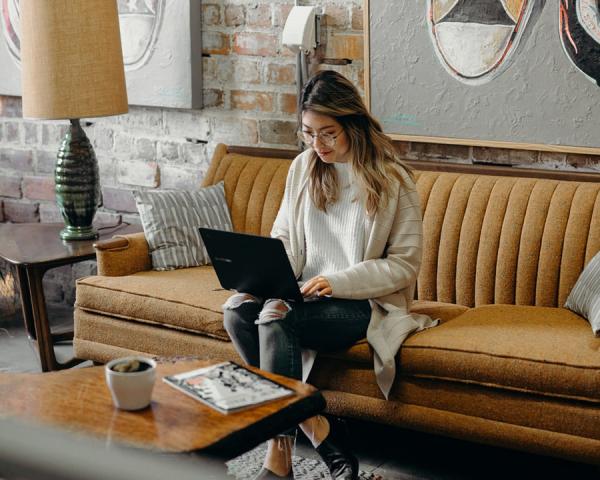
[298,70,413,215]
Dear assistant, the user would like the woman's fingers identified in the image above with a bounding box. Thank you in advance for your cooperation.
[300,278,317,296]
[320,285,332,296]
[301,276,332,297]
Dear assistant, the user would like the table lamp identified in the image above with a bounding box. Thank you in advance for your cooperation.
[20,0,128,240]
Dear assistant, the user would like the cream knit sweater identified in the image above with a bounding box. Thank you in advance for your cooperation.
[271,149,438,398]
[301,161,365,282]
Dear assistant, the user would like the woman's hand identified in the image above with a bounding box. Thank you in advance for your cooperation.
[300,276,332,298]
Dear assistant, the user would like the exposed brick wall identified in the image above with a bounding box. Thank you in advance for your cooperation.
[0,0,599,316]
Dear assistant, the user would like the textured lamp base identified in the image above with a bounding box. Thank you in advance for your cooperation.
[59,225,99,241]
[55,119,101,241]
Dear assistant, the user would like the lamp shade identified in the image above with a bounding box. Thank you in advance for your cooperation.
[20,0,128,120]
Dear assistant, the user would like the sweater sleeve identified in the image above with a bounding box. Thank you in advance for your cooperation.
[271,155,302,271]
[270,177,291,252]
[324,186,423,300]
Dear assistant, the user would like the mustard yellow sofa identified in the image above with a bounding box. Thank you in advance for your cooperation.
[74,144,600,465]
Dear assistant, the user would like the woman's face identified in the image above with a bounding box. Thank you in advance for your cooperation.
[301,110,350,164]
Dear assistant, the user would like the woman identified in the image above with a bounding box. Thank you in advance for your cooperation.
[223,70,437,480]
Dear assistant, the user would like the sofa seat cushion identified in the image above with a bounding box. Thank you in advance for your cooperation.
[400,305,600,403]
[320,300,470,365]
[409,300,469,323]
[76,267,232,340]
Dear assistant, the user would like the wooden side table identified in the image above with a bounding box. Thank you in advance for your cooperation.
[0,222,142,372]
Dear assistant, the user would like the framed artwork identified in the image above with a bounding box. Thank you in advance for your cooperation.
[365,0,600,154]
[0,0,21,97]
[0,0,202,109]
[118,0,202,109]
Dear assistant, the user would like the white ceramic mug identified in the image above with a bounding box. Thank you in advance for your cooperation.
[105,356,157,410]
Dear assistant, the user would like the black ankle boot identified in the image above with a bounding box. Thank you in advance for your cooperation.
[315,418,359,480]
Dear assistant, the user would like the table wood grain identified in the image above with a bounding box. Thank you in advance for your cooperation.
[0,222,141,266]
[0,360,325,457]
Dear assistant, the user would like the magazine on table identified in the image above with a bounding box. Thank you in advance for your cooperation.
[162,361,295,413]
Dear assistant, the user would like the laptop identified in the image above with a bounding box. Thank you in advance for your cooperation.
[199,228,304,303]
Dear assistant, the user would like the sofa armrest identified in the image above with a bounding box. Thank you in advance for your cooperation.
[94,232,152,276]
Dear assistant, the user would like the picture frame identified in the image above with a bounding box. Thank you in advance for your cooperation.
[119,0,202,109]
[0,0,202,109]
[364,0,600,155]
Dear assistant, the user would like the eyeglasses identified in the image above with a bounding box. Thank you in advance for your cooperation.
[297,130,341,148]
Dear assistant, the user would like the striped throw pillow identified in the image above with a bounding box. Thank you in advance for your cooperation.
[565,251,600,337]
[134,182,233,271]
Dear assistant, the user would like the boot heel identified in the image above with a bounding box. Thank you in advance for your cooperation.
[315,417,358,480]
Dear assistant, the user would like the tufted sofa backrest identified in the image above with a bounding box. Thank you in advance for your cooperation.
[415,172,600,308]
[204,144,600,308]
[202,144,293,237]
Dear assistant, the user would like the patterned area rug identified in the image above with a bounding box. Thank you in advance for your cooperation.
[226,445,382,480]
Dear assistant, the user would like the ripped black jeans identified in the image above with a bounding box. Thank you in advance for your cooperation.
[222,294,371,381]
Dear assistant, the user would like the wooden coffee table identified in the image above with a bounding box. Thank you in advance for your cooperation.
[0,359,325,458]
